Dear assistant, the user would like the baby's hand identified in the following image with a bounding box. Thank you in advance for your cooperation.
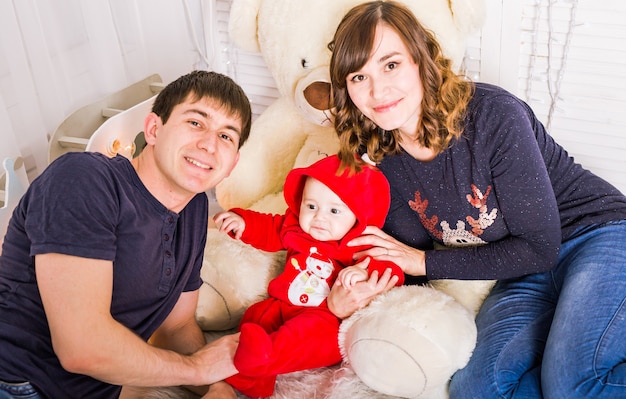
[337,264,369,289]
[213,211,245,239]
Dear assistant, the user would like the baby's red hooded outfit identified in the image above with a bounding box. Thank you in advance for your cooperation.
[225,155,403,398]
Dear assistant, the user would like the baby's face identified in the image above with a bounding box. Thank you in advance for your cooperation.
[299,177,357,241]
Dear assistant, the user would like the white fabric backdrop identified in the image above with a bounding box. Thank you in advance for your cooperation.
[0,0,214,180]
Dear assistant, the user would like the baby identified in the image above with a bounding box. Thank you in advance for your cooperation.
[214,154,404,398]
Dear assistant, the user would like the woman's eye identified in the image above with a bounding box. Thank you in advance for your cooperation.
[350,74,365,83]
[386,62,398,71]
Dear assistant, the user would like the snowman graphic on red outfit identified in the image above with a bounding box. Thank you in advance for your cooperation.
[287,246,335,306]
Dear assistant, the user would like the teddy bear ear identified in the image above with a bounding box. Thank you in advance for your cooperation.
[228,0,263,52]
[448,0,487,35]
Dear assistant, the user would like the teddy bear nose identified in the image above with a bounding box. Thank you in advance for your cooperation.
[304,81,331,111]
[295,66,334,127]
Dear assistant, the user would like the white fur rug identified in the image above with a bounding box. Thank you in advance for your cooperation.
[133,365,401,399]
[131,279,497,399]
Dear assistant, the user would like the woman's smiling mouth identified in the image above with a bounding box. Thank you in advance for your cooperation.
[373,99,401,113]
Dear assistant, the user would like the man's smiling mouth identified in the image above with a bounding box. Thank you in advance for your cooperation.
[186,157,212,169]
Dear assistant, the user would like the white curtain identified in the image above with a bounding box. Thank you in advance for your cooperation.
[0,0,214,180]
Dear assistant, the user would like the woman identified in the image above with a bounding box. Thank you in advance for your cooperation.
[325,1,626,398]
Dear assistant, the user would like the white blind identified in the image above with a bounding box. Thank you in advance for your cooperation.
[504,0,626,193]
[215,0,278,120]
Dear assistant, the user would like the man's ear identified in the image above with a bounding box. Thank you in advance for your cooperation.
[143,112,160,145]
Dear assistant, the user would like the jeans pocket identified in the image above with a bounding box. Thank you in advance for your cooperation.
[0,381,40,399]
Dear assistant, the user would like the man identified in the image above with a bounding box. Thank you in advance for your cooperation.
[0,70,250,399]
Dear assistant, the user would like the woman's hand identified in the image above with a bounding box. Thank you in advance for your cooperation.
[348,225,426,277]
[327,258,398,319]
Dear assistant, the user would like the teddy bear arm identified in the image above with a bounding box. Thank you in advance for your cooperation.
[227,0,263,52]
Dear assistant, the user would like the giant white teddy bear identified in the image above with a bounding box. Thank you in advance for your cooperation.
[142,1,492,398]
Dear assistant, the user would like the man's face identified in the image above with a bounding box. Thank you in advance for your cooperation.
[146,96,241,202]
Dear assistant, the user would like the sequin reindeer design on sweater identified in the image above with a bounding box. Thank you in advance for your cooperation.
[410,184,498,247]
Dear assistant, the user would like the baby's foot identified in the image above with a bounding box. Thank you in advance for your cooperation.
[233,323,273,375]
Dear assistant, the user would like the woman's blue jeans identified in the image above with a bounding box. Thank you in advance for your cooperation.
[0,381,40,399]
[449,221,626,399]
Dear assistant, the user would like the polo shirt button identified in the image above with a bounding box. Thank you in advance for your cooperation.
[165,268,172,276]
[165,250,172,257]
[163,234,170,241]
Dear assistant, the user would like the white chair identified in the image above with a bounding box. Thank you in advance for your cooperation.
[85,95,157,159]
[49,74,164,163]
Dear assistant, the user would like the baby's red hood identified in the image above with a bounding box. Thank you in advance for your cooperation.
[283,155,390,237]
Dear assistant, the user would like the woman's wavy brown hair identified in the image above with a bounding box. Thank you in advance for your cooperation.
[328,0,473,172]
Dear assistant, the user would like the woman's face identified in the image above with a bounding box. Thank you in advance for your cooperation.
[346,23,423,138]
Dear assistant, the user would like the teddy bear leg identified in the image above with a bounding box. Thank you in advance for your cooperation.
[338,285,478,398]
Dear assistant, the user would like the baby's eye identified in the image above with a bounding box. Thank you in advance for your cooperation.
[331,208,340,215]
[307,204,317,210]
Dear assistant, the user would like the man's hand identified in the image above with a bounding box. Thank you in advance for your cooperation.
[188,333,240,384]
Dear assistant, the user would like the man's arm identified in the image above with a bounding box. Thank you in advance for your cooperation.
[148,289,236,396]
[35,253,238,387]
[150,289,206,354]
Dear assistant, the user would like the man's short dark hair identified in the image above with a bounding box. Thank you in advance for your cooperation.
[152,70,252,148]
